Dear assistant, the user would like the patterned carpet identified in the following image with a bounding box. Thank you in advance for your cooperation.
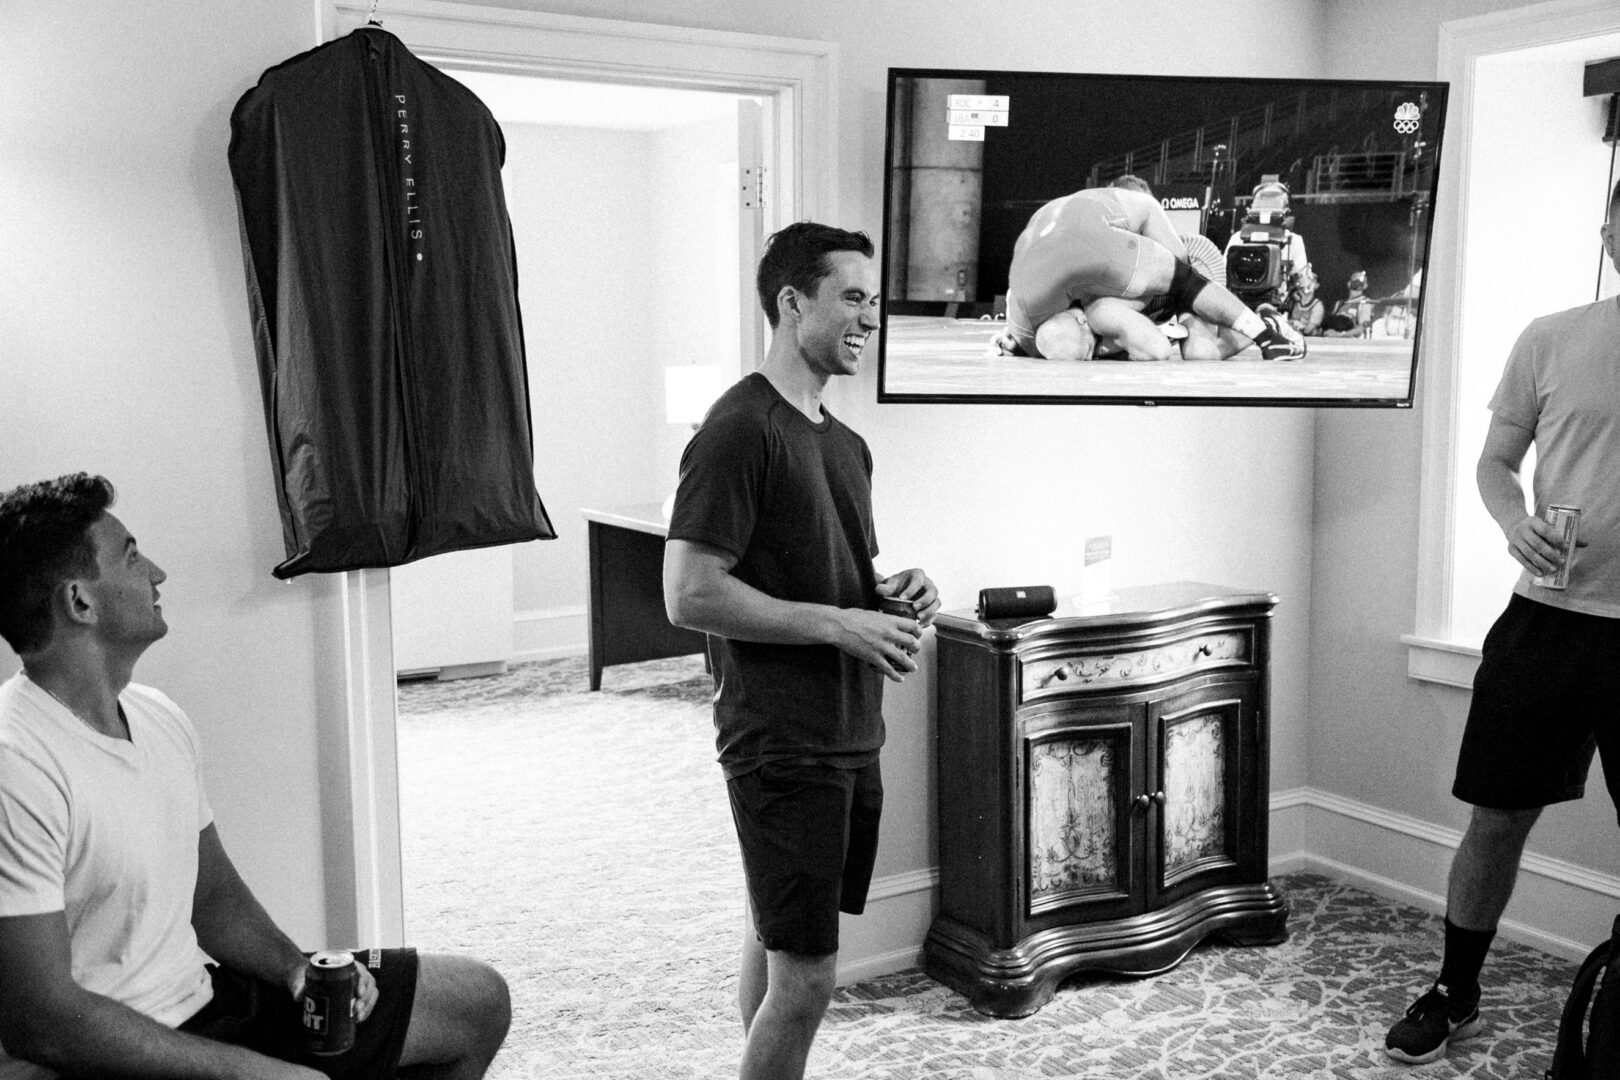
[396,655,1578,1079]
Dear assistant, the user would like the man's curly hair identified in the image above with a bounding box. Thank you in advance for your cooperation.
[0,473,116,655]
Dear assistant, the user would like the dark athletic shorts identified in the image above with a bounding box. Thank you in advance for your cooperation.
[1454,594,1620,816]
[175,948,418,1080]
[727,760,882,957]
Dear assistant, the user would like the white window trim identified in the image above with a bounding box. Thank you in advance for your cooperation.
[1399,632,1481,690]
[1410,0,1620,688]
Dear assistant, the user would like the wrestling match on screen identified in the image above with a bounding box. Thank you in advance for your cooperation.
[879,68,1449,407]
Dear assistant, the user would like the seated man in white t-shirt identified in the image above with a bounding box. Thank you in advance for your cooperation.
[0,474,510,1080]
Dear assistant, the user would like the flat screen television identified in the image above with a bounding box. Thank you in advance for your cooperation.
[877,68,1449,407]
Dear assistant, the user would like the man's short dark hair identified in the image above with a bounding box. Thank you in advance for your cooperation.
[0,474,116,655]
[1610,178,1620,224]
[1110,174,1154,196]
[756,221,875,328]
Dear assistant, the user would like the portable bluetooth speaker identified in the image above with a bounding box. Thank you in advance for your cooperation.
[976,585,1057,621]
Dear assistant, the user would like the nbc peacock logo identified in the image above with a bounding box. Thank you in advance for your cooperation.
[1393,102,1421,135]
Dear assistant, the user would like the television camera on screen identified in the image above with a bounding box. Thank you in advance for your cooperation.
[1223,177,1308,309]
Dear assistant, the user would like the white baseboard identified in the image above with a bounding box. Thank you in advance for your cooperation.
[1270,787,1619,961]
[837,943,928,986]
[836,867,937,985]
[511,607,586,663]
[397,660,507,682]
[834,788,1620,983]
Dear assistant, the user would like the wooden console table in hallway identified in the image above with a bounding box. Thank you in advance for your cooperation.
[580,504,709,691]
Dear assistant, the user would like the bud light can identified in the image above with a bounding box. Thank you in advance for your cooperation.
[302,950,357,1056]
[1532,505,1581,590]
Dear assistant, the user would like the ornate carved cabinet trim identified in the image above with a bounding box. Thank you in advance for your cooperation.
[1020,628,1251,702]
[926,582,1288,1017]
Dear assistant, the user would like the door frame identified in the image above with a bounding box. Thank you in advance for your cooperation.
[320,0,836,943]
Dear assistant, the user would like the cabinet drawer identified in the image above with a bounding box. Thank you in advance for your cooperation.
[1020,628,1251,703]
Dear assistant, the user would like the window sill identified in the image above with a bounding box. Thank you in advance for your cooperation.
[1400,635,1482,690]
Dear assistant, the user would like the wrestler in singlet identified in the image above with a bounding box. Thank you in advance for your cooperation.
[1004,187,1160,354]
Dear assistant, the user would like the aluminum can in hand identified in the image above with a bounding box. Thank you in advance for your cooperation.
[1532,505,1581,590]
[302,950,358,1056]
[878,596,918,619]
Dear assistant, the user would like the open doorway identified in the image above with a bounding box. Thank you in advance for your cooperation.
[382,73,779,1070]
[389,75,757,681]
[388,72,761,939]
[319,0,834,951]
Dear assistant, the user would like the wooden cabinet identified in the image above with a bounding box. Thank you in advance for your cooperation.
[926,582,1288,1017]
[581,505,709,690]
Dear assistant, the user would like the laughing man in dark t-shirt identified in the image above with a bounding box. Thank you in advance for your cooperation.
[663,222,938,1080]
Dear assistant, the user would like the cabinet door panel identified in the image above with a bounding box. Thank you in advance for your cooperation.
[1023,707,1142,924]
[1148,676,1261,907]
[1161,706,1232,877]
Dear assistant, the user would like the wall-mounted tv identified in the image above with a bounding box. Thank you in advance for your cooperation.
[878,68,1449,407]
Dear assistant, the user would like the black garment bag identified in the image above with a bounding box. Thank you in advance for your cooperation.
[229,27,554,578]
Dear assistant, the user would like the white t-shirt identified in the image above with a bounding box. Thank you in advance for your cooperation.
[1490,296,1620,617]
[0,674,215,1079]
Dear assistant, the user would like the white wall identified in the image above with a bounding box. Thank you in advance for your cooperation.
[649,113,743,492]
[662,0,1329,890]
[2,0,1326,953]
[0,0,353,944]
[494,114,740,658]
[1449,37,1620,639]
[19,0,1588,969]
[1311,0,1620,954]
[503,123,666,621]
[421,0,1327,965]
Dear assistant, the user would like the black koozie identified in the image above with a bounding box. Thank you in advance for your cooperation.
[977,585,1057,620]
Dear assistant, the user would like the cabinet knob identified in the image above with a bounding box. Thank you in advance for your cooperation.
[1134,793,1151,810]
[1151,790,1167,806]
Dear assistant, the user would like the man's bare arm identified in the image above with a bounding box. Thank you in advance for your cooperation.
[192,825,305,991]
[1116,187,1187,260]
[191,825,377,1021]
[1476,412,1563,576]
[1083,297,1175,361]
[663,538,921,680]
[0,910,321,1080]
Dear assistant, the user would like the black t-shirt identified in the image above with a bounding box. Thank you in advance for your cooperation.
[667,373,883,777]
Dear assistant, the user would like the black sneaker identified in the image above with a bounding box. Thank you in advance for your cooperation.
[1255,304,1307,362]
[1384,982,1483,1064]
